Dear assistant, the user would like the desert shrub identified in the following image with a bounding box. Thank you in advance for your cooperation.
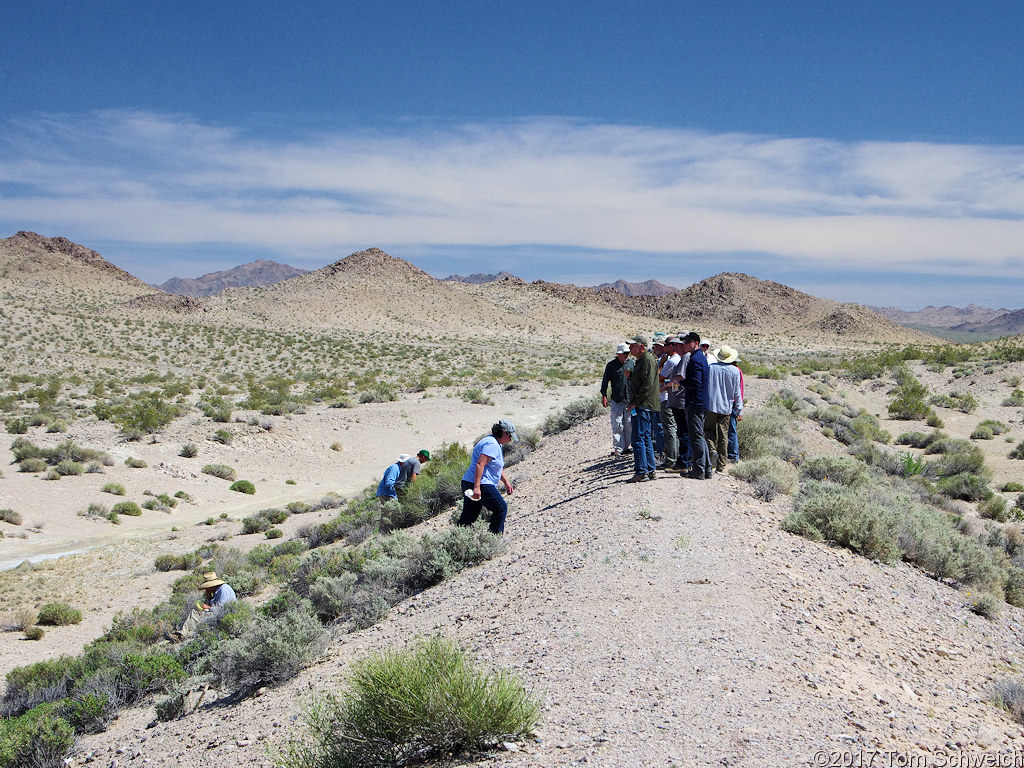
[112,501,142,517]
[118,652,186,705]
[275,636,539,768]
[0,703,75,768]
[359,384,398,404]
[980,495,1009,522]
[888,372,930,420]
[179,443,198,458]
[124,457,147,469]
[214,428,233,445]
[5,417,28,434]
[502,428,541,467]
[287,501,312,514]
[18,457,47,473]
[55,460,84,477]
[381,443,470,530]
[737,406,800,461]
[308,573,360,622]
[230,480,256,495]
[55,691,117,734]
[153,551,203,572]
[783,480,902,563]
[1010,440,1024,460]
[242,512,275,534]
[935,473,991,502]
[969,591,1002,619]
[104,391,186,436]
[37,603,82,626]
[79,502,118,524]
[926,412,944,428]
[896,431,933,449]
[462,387,494,406]
[101,482,125,496]
[203,464,237,481]
[799,455,868,486]
[1003,482,1024,492]
[541,395,602,435]
[211,602,325,693]
[730,456,799,501]
[0,509,22,526]
[930,391,978,414]
[266,528,283,539]
[1004,388,1024,407]
[994,679,1024,724]
[23,626,45,641]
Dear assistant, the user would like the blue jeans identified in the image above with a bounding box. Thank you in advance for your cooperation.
[458,481,507,534]
[632,407,657,475]
[728,414,739,462]
[653,410,664,454]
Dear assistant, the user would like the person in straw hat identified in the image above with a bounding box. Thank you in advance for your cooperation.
[174,571,237,640]
[705,344,744,474]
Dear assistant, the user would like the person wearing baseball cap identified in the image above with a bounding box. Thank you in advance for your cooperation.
[601,342,633,456]
[626,335,660,482]
[458,421,518,534]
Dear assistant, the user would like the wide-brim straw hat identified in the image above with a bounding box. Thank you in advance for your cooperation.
[713,344,740,364]
[200,571,225,589]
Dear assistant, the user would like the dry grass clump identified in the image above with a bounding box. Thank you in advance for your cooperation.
[0,508,22,526]
[202,463,237,481]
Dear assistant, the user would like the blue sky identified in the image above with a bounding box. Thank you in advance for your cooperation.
[2,1,1023,308]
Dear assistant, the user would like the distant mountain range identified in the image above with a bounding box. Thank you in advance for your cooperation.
[869,303,1024,338]
[157,260,308,296]
[443,273,677,297]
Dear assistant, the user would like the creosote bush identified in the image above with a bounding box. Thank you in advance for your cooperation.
[36,603,83,626]
[729,456,798,501]
[276,636,540,768]
[230,480,256,495]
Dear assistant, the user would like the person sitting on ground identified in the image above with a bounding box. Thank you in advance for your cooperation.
[457,420,517,534]
[395,450,431,493]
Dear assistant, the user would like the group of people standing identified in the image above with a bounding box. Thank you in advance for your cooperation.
[601,331,744,483]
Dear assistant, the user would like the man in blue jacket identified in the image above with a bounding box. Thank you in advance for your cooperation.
[681,332,712,479]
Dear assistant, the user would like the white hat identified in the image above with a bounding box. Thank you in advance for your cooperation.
[616,342,630,354]
[712,344,740,364]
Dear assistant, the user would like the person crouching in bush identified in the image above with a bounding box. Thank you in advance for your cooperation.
[176,571,237,639]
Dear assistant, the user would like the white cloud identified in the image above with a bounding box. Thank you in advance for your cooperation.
[1,111,1022,282]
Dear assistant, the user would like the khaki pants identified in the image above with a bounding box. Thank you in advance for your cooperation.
[704,412,730,473]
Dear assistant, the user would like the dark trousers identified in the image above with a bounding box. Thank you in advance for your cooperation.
[458,480,507,534]
[686,404,711,477]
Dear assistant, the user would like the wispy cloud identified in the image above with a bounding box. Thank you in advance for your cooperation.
[1,110,1022,284]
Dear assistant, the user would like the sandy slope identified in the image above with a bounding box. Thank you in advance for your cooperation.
[53,401,1024,768]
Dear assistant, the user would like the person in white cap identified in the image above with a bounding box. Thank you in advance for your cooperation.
[600,342,632,456]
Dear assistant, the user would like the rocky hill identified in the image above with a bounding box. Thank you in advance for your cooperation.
[0,231,153,306]
[157,260,307,296]
[950,308,1024,337]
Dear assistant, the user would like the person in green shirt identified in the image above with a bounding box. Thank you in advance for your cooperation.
[626,335,660,482]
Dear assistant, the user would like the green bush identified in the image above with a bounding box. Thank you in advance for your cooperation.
[18,457,47,473]
[112,501,142,516]
[124,456,147,469]
[737,407,801,461]
[101,482,125,495]
[980,495,1009,522]
[1010,441,1024,460]
[203,464,237,481]
[926,412,944,428]
[37,603,82,626]
[55,460,84,476]
[276,636,539,768]
[888,372,930,420]
[23,626,45,641]
[5,417,28,434]
[153,551,202,571]
[799,455,868,486]
[0,703,75,768]
[729,456,799,501]
[783,480,902,563]
[0,509,22,526]
[211,602,325,693]
[1004,482,1024,493]
[266,528,283,539]
[230,480,256,494]
[541,395,602,435]
[214,428,233,445]
[179,443,198,458]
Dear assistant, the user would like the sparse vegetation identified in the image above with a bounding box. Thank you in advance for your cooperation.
[203,463,237,481]
[36,602,83,626]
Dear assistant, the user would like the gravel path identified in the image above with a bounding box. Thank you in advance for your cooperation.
[73,416,1024,767]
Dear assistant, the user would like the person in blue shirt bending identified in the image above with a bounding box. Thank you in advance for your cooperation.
[457,420,518,534]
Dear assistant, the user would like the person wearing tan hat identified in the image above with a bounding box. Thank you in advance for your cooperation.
[706,345,744,474]
[200,571,237,609]
[174,571,237,640]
